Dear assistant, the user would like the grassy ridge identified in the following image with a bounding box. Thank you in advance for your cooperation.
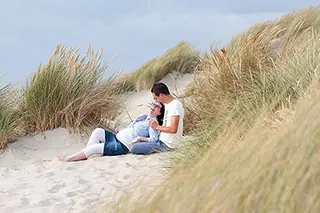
[114,6,320,213]
[179,6,320,165]
[114,41,199,92]
[19,45,122,133]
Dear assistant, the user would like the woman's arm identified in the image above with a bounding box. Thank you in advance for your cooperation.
[129,127,159,144]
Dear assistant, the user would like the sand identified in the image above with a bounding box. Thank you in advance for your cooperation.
[0,72,193,213]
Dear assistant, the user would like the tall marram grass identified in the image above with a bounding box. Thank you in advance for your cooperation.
[179,6,320,165]
[20,45,122,133]
[114,41,199,92]
[122,80,320,213]
[0,83,18,148]
[110,6,320,213]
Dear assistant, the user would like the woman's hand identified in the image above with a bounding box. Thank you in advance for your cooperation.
[129,137,141,145]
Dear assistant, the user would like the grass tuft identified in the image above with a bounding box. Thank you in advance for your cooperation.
[0,83,19,149]
[115,41,199,92]
[20,44,122,133]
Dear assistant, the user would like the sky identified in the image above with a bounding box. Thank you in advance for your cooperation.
[0,0,318,85]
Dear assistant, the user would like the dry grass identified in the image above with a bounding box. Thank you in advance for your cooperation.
[0,83,19,149]
[177,6,320,165]
[114,41,199,92]
[125,80,320,213]
[110,6,320,213]
[19,44,123,133]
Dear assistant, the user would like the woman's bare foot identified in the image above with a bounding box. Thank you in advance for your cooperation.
[56,152,67,161]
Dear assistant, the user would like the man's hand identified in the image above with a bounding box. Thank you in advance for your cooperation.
[148,120,159,130]
[129,137,141,145]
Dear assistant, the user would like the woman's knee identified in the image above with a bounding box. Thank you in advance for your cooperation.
[129,143,142,154]
[91,128,105,141]
[87,128,105,146]
[129,143,153,154]
[92,128,105,136]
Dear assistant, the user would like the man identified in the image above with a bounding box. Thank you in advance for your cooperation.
[129,82,184,154]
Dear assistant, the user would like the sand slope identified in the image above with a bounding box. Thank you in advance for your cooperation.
[117,72,193,129]
[0,72,193,213]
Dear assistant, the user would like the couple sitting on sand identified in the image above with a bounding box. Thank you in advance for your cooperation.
[57,82,184,162]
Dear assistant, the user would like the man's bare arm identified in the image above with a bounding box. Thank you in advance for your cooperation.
[149,116,180,133]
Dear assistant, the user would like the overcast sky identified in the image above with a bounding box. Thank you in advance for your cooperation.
[0,0,318,85]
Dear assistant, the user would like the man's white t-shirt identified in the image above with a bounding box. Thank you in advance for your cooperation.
[159,99,184,148]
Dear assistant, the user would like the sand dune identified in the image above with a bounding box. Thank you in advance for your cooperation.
[0,72,193,213]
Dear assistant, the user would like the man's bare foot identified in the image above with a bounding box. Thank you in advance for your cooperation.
[56,152,67,161]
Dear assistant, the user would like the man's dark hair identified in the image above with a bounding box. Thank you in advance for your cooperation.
[151,82,170,96]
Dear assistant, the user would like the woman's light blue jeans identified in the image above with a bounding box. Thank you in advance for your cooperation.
[129,141,172,154]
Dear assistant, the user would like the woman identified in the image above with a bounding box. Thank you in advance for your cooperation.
[56,101,164,161]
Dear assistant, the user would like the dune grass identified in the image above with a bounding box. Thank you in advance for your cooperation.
[114,41,199,92]
[19,45,122,133]
[177,6,320,165]
[109,6,320,213]
[124,80,320,213]
[0,83,19,148]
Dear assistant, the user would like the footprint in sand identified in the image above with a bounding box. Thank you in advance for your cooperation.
[48,183,66,194]
[19,198,30,207]
[38,199,51,207]
[78,178,89,185]
[108,163,116,169]
[66,166,75,171]
[123,174,130,180]
[66,191,77,197]
[45,172,55,177]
